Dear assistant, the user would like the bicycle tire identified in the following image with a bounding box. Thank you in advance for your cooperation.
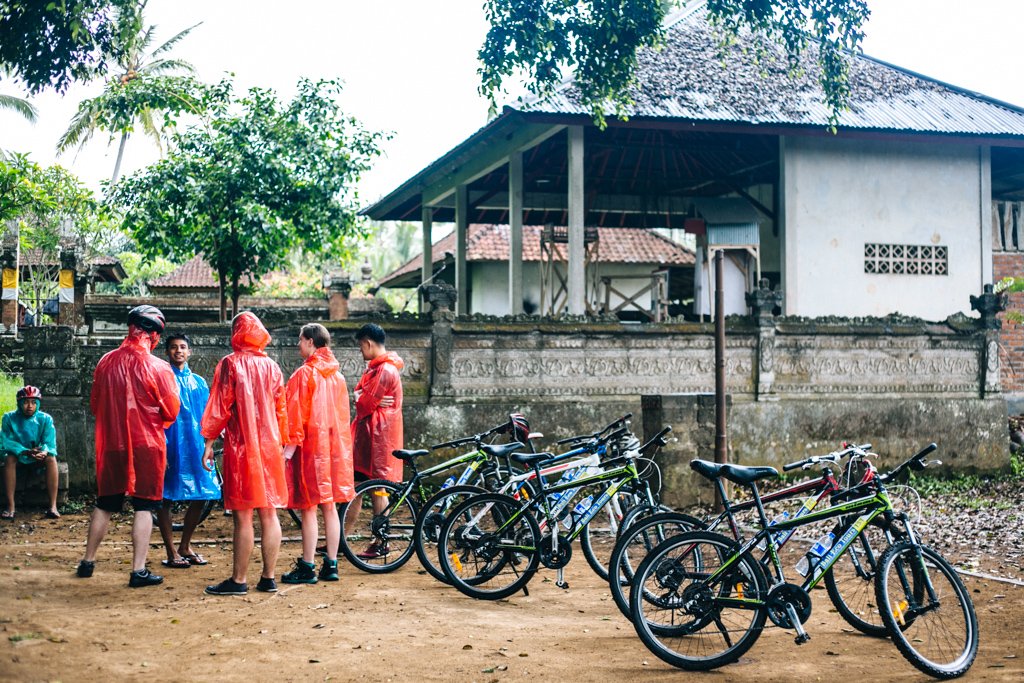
[608,511,704,620]
[413,484,488,583]
[824,520,901,637]
[338,479,418,573]
[580,501,661,582]
[630,530,768,671]
[437,492,540,600]
[874,542,978,679]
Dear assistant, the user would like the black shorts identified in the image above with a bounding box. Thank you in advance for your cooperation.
[354,471,369,483]
[96,494,163,513]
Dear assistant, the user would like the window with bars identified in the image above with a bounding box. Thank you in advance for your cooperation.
[864,243,948,275]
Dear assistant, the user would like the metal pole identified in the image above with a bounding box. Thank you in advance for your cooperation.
[714,249,728,510]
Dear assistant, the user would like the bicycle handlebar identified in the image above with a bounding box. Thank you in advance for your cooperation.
[782,442,874,472]
[879,442,939,483]
[430,421,510,450]
[555,412,633,445]
[638,426,672,456]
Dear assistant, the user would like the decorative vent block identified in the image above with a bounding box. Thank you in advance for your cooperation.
[864,243,948,276]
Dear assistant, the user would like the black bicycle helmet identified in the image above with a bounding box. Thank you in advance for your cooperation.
[506,413,531,444]
[127,304,166,333]
[16,385,42,401]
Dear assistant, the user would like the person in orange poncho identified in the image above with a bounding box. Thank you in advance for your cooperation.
[347,323,403,560]
[77,305,180,588]
[200,312,288,596]
[280,323,353,584]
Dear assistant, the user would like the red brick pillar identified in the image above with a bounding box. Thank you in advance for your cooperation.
[324,271,352,321]
[994,252,1024,393]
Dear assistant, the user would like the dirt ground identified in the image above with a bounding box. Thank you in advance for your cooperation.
[0,509,1021,683]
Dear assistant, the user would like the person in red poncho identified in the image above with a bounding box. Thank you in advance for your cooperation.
[200,312,288,596]
[280,323,353,584]
[347,323,403,560]
[77,305,180,588]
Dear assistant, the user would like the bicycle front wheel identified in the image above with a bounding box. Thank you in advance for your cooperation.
[875,542,978,679]
[338,479,417,573]
[630,530,768,671]
[413,484,488,584]
[437,492,539,600]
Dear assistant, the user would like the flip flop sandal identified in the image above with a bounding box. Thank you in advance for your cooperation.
[183,553,208,566]
[161,557,192,569]
[44,511,60,519]
[0,510,13,520]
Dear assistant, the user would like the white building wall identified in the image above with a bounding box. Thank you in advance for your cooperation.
[469,261,672,316]
[782,137,987,319]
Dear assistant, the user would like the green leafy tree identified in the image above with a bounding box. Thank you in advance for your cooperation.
[58,2,203,183]
[480,0,870,128]
[111,78,387,321]
[114,250,175,295]
[0,92,36,122]
[0,0,138,94]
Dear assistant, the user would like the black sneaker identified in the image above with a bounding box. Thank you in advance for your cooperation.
[255,577,278,593]
[319,558,339,582]
[128,568,163,588]
[76,560,95,578]
[205,578,248,596]
[282,558,318,584]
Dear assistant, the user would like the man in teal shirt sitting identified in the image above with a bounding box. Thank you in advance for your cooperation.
[2,386,59,519]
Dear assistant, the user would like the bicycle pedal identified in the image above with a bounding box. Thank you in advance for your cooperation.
[555,580,569,590]
[794,633,811,645]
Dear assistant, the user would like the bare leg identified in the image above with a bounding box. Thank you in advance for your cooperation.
[343,498,360,532]
[130,510,153,572]
[3,455,16,515]
[44,457,59,515]
[231,508,254,584]
[156,502,178,562]
[82,507,112,562]
[256,507,281,579]
[177,501,206,558]
[321,502,340,561]
[300,507,318,563]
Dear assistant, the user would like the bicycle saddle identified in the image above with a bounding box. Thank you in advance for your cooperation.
[720,463,779,486]
[481,442,524,458]
[690,459,728,481]
[392,449,430,462]
[510,451,554,466]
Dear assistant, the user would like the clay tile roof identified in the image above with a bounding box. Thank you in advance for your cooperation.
[149,255,255,290]
[380,224,694,287]
[18,248,119,268]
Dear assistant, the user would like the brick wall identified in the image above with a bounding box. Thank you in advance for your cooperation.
[994,252,1024,392]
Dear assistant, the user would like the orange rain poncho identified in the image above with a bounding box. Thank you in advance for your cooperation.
[352,351,404,482]
[91,331,180,500]
[200,312,288,510]
[285,346,354,508]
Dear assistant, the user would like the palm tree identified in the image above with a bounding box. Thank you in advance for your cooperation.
[0,93,37,123]
[58,2,201,184]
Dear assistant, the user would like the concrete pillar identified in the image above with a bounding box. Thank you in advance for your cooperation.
[325,272,352,320]
[0,222,18,334]
[979,146,993,286]
[57,247,79,330]
[567,126,585,316]
[455,184,468,316]
[508,151,524,315]
[421,205,433,313]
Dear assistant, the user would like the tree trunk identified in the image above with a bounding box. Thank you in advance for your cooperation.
[111,132,129,185]
[218,270,227,323]
[231,274,240,319]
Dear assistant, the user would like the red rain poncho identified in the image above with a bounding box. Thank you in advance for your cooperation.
[285,346,354,508]
[200,313,288,510]
[91,331,180,500]
[352,351,404,482]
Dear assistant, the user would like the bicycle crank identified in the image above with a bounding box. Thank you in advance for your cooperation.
[766,583,812,629]
[538,533,572,569]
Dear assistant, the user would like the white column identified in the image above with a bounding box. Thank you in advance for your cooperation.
[508,151,524,315]
[567,126,585,316]
[421,204,433,312]
[979,145,993,285]
[779,135,798,315]
[455,184,469,315]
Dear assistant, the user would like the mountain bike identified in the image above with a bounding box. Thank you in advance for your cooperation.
[436,426,671,600]
[628,444,977,678]
[608,443,898,637]
[337,419,531,573]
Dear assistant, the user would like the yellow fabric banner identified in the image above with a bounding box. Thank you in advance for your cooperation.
[59,269,74,289]
[1,268,17,290]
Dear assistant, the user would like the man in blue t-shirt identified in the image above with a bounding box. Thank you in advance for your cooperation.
[2,386,59,519]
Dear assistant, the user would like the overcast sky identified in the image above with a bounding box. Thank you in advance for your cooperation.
[2,0,1023,206]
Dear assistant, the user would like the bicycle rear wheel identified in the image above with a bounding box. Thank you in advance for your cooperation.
[338,479,417,573]
[413,484,488,584]
[874,542,978,679]
[437,492,539,600]
[608,511,703,620]
[578,493,640,582]
[630,531,768,671]
[824,520,899,637]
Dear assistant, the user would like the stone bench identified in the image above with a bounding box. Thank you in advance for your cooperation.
[1,458,70,506]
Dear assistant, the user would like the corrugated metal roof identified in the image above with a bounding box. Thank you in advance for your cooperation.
[521,2,1024,137]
